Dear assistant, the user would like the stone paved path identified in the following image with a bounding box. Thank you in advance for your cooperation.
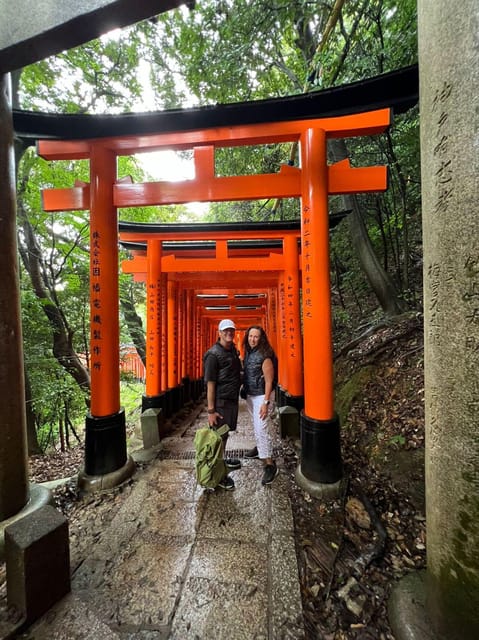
[9,400,304,640]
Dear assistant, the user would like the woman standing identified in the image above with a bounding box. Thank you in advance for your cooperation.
[242,325,279,485]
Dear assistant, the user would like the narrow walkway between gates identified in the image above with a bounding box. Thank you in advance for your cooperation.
[19,400,305,640]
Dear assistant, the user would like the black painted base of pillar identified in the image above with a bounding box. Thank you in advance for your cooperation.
[181,377,191,404]
[276,386,286,406]
[84,409,127,476]
[300,412,343,484]
[276,388,304,412]
[142,393,166,413]
[284,393,304,413]
[190,379,198,402]
[142,392,181,419]
[162,389,171,418]
[192,378,203,402]
[169,387,180,415]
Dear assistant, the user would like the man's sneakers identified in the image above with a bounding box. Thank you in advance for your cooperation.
[225,457,241,470]
[218,475,235,491]
[261,462,279,485]
[244,446,259,459]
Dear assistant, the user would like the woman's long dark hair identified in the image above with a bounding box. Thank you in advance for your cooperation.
[242,325,275,358]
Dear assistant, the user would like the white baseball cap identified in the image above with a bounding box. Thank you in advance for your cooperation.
[218,319,236,331]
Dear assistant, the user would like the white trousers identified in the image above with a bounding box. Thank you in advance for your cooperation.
[246,394,273,459]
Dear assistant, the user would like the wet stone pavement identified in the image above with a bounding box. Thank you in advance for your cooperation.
[16,401,305,640]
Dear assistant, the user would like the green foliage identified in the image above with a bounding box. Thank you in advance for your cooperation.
[33,373,86,450]
[319,0,417,86]
[205,198,299,223]
[333,307,351,330]
[388,434,406,449]
[20,28,145,113]
[120,380,144,426]
[149,0,417,105]
[151,1,308,104]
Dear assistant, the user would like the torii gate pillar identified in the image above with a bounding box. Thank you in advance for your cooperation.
[0,74,28,522]
[141,239,167,414]
[282,234,304,407]
[296,127,343,496]
[79,144,134,492]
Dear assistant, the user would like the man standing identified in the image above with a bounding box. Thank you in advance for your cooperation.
[203,319,242,490]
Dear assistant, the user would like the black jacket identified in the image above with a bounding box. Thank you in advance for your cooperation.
[203,342,242,401]
[243,348,267,396]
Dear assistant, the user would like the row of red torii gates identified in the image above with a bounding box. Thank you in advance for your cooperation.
[119,220,303,405]
[39,108,390,493]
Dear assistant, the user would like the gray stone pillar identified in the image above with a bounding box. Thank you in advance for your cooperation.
[419,1,479,638]
[0,73,29,521]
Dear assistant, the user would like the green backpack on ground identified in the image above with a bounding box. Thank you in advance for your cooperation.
[194,424,229,489]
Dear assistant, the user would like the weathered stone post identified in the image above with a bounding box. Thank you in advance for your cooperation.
[420,1,479,637]
[390,2,479,639]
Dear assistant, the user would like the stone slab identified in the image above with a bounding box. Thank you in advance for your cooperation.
[196,469,271,544]
[18,593,121,639]
[271,533,305,639]
[141,408,163,449]
[270,473,296,533]
[74,535,194,628]
[278,405,300,439]
[170,539,269,640]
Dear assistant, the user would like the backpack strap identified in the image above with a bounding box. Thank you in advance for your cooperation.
[214,424,230,438]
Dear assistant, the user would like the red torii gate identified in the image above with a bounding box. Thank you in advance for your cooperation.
[119,223,302,406]
[165,270,281,414]
[39,109,389,492]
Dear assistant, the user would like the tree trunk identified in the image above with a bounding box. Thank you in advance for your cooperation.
[16,206,91,396]
[384,130,410,292]
[12,73,91,404]
[329,138,406,316]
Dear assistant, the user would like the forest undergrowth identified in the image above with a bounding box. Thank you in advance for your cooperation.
[283,309,426,639]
